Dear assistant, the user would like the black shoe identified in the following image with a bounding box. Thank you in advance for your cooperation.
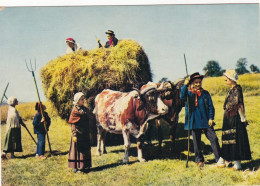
[74,168,78,173]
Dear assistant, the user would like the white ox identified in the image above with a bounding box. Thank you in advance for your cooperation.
[93,82,168,163]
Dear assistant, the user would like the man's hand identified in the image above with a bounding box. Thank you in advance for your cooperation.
[184,76,190,85]
[209,119,215,127]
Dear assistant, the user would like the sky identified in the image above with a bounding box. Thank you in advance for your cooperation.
[0,3,259,103]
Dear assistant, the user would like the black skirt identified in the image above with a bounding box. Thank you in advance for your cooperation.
[221,112,251,161]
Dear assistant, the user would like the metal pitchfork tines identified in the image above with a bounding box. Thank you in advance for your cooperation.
[25,58,52,154]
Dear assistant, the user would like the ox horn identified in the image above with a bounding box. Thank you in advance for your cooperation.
[157,82,165,91]
[140,86,156,95]
[133,88,141,99]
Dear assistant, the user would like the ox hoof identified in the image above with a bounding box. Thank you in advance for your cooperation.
[95,151,101,156]
[138,158,146,162]
[123,159,129,164]
[102,150,107,154]
[145,141,153,146]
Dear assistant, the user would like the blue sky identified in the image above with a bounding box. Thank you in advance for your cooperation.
[0,4,259,102]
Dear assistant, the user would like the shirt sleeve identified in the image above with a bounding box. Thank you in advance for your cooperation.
[68,107,81,124]
[33,113,42,128]
[207,93,215,120]
[180,85,188,101]
[237,88,246,122]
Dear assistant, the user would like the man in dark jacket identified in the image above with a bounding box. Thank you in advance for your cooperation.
[180,72,222,167]
[98,30,118,48]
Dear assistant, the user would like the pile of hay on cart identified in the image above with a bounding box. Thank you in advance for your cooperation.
[40,39,152,121]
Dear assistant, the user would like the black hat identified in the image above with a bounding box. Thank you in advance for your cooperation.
[190,72,204,82]
[105,30,115,35]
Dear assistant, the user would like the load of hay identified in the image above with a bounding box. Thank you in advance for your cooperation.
[40,39,152,120]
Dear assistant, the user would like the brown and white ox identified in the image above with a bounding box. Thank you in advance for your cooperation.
[145,79,185,152]
[93,82,168,163]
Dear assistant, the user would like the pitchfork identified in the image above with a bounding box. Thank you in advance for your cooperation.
[25,59,52,154]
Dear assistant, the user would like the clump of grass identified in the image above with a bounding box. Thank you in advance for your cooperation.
[202,73,260,96]
[40,39,152,120]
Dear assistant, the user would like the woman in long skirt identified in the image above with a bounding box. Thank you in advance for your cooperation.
[1,96,26,159]
[68,92,92,173]
[217,69,251,170]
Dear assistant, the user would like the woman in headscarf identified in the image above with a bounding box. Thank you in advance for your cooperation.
[68,92,92,173]
[1,96,26,159]
[65,38,82,54]
[217,69,251,170]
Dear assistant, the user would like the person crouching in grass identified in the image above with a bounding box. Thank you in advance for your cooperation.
[1,96,26,159]
[68,92,92,173]
[33,102,51,160]
[216,69,251,170]
[180,72,223,167]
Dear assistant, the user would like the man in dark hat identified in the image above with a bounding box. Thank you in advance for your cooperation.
[98,30,118,48]
[180,72,222,167]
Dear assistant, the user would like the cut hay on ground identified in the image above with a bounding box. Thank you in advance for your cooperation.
[40,39,152,120]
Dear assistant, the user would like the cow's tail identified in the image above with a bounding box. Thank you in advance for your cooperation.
[93,94,99,115]
[93,107,97,115]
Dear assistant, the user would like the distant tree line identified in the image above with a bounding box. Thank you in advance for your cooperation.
[158,57,259,82]
[203,58,260,77]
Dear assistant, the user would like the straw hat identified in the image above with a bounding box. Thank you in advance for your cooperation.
[224,69,238,82]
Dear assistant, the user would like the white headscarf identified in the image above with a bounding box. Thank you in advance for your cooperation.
[73,92,84,105]
[7,96,17,106]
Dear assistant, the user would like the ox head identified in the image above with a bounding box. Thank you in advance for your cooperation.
[135,82,168,115]
[159,81,175,100]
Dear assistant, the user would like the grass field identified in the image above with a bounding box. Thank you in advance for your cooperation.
[1,74,260,185]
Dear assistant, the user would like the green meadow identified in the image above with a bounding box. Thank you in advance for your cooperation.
[1,73,260,185]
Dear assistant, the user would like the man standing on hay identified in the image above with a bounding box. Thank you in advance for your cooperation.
[98,30,118,48]
[65,38,81,54]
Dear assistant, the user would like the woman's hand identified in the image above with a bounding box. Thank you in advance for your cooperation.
[242,121,249,127]
[72,136,77,142]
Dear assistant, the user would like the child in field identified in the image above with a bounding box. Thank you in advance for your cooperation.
[68,92,92,173]
[33,102,51,160]
[216,69,251,170]
[1,96,26,159]
[180,72,222,167]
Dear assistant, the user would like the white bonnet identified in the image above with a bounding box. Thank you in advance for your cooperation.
[7,96,18,105]
[73,92,84,105]
[224,69,238,82]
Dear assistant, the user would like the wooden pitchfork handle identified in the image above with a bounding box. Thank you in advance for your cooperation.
[184,54,191,168]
